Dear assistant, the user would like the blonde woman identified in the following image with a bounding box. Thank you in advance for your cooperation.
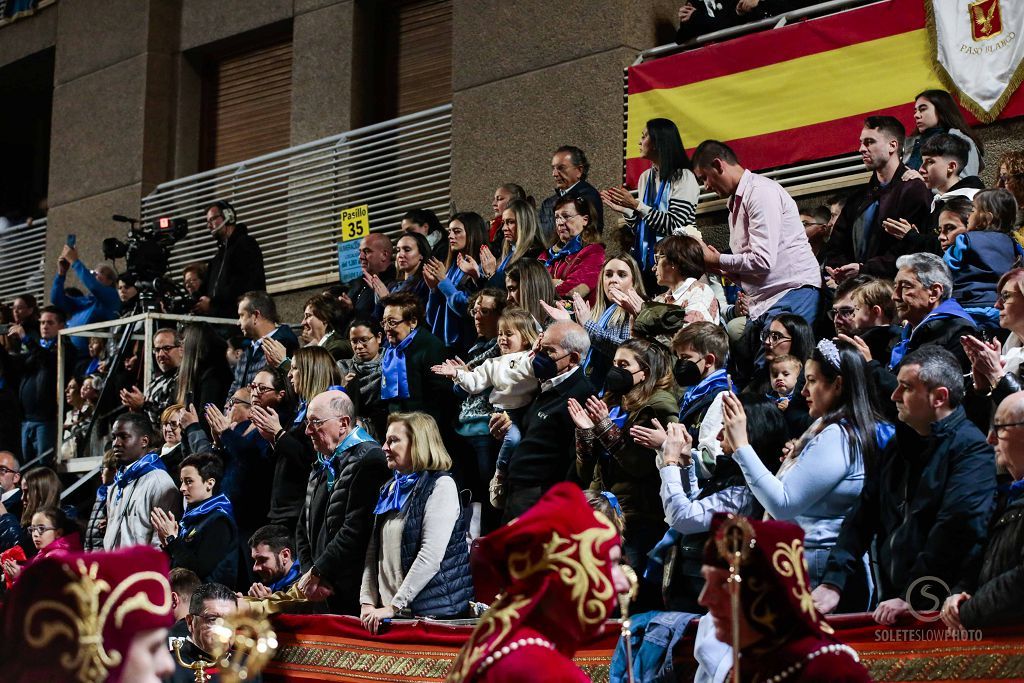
[359,412,472,632]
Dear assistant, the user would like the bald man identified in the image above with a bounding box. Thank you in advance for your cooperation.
[344,233,396,323]
[295,390,389,614]
[941,391,1024,630]
[0,451,23,551]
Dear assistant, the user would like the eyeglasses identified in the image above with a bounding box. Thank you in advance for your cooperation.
[992,420,1024,438]
[225,398,251,408]
[306,415,343,430]
[998,291,1019,304]
[553,213,581,223]
[28,525,56,535]
[351,336,376,347]
[382,318,408,329]
[471,307,496,317]
[828,306,856,319]
[0,466,19,476]
[760,330,792,346]
[163,421,181,430]
[248,383,275,395]
[153,345,180,354]
[997,173,1023,184]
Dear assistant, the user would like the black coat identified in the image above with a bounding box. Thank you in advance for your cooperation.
[822,407,996,606]
[267,422,316,530]
[507,368,595,491]
[296,439,390,615]
[166,508,239,586]
[823,164,933,279]
[382,328,448,423]
[1,337,75,422]
[343,264,397,331]
[205,223,266,319]
[958,495,1024,628]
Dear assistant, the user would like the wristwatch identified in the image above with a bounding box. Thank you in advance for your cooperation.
[163,534,177,545]
[310,565,321,578]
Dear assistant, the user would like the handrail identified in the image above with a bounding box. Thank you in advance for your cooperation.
[635,0,884,64]
[140,105,452,294]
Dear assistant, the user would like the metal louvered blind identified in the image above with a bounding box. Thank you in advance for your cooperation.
[211,39,293,169]
[0,219,47,304]
[396,0,452,117]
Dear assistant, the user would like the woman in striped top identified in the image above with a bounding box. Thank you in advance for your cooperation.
[602,117,700,287]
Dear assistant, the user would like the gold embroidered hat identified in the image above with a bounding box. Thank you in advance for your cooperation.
[1,546,174,683]
[703,512,834,641]
[449,482,620,682]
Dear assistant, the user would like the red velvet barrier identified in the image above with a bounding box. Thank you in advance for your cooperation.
[264,612,1024,682]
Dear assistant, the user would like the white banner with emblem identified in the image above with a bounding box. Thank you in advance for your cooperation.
[926,0,1024,122]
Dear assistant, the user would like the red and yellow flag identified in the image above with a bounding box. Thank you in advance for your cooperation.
[625,0,1024,187]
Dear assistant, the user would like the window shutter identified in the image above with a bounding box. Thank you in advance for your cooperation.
[395,0,452,116]
[210,39,292,168]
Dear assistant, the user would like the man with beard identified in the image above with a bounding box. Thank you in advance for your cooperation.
[246,524,301,598]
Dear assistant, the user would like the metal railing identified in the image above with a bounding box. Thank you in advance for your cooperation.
[627,0,880,206]
[140,104,453,294]
[0,218,48,304]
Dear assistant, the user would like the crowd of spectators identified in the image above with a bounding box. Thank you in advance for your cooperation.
[0,80,1023,675]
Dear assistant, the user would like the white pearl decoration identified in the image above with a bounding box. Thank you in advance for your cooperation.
[477,636,557,674]
[765,643,860,683]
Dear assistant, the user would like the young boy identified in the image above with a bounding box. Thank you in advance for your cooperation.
[766,354,802,411]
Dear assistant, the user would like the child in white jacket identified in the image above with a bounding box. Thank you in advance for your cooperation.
[432,308,540,505]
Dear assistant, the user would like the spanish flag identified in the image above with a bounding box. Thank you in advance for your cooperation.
[625,0,1024,187]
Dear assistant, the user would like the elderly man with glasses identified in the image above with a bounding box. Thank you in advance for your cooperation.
[941,390,1024,630]
[120,327,183,428]
[294,389,389,615]
[0,452,22,550]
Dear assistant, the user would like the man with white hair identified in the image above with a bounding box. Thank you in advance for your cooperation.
[490,321,595,521]
[942,390,1024,630]
[295,390,389,615]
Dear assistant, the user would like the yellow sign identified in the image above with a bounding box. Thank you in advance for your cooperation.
[340,205,370,242]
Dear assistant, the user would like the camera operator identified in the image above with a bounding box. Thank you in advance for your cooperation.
[50,244,120,357]
[192,201,266,319]
[116,273,140,315]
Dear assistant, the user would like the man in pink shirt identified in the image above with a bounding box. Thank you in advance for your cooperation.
[692,140,822,378]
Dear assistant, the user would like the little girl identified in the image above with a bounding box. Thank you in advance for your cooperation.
[431,308,540,507]
[943,190,1022,330]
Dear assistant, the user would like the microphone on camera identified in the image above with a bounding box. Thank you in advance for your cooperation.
[112,215,138,224]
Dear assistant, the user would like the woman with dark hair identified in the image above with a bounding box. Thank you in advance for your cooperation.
[378,292,447,422]
[569,338,678,605]
[658,397,787,612]
[540,196,605,304]
[151,452,239,585]
[904,89,985,178]
[722,339,890,612]
[424,211,487,353]
[488,183,528,253]
[176,322,232,428]
[505,259,557,330]
[402,208,448,262]
[650,234,718,321]
[300,293,351,360]
[602,117,700,276]
[339,318,387,439]
[745,311,815,436]
[367,232,432,315]
[0,466,62,556]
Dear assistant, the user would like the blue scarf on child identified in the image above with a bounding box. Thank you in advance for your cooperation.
[113,451,165,501]
[381,329,419,400]
[179,493,234,537]
[374,471,421,514]
[679,369,729,417]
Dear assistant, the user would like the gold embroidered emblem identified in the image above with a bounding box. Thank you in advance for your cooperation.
[22,558,172,682]
[772,538,834,634]
[969,0,1002,41]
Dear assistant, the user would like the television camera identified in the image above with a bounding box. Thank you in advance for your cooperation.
[102,214,194,312]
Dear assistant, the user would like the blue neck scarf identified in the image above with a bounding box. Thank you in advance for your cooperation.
[113,451,165,501]
[608,406,629,429]
[582,304,619,371]
[39,337,55,349]
[633,171,670,271]
[381,328,419,400]
[179,493,234,537]
[268,560,303,592]
[95,484,108,506]
[889,299,976,370]
[314,426,375,490]
[680,369,730,417]
[497,245,516,275]
[764,388,795,405]
[292,401,308,426]
[543,234,584,267]
[1004,478,1024,503]
[374,471,421,514]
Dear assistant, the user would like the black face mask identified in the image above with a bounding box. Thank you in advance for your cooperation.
[532,351,569,380]
[673,359,703,387]
[605,366,641,394]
